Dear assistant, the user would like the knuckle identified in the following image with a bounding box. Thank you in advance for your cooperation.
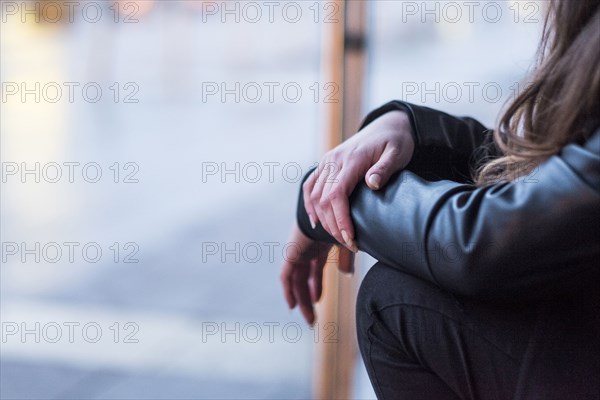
[326,148,341,159]
[319,197,330,209]
[344,147,361,160]
[310,191,321,205]
[376,161,391,171]
[302,180,312,192]
[323,159,340,172]
[375,160,391,171]
[387,145,402,156]
[328,186,343,199]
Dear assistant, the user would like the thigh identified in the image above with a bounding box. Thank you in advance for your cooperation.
[356,262,540,400]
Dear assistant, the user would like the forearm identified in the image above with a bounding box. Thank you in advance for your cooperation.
[298,130,600,302]
[298,101,496,240]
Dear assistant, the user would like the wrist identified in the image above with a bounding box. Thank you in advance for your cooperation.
[379,110,413,141]
[374,111,416,159]
[359,101,420,148]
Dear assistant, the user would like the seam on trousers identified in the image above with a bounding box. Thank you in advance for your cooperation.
[365,319,387,400]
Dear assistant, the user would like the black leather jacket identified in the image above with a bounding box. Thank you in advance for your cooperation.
[297,101,600,304]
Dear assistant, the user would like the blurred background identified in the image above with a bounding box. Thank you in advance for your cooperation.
[1,1,542,399]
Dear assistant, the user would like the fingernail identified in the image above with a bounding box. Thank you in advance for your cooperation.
[341,230,358,253]
[309,215,316,229]
[368,174,381,190]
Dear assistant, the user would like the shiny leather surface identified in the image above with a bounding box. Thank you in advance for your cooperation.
[297,101,600,303]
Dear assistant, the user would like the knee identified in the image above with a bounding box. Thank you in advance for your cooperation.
[356,262,383,315]
[356,262,385,329]
[355,262,388,357]
[357,261,435,309]
[356,262,451,338]
[356,262,405,339]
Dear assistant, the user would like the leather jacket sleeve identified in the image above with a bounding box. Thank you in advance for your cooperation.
[296,103,600,302]
[367,101,501,183]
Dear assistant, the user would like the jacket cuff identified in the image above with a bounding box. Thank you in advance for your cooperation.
[294,101,410,243]
[358,100,421,146]
[296,167,339,244]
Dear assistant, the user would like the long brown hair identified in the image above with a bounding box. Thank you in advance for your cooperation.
[475,0,600,185]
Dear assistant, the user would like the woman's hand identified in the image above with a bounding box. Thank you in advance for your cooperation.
[303,110,415,251]
[280,224,354,325]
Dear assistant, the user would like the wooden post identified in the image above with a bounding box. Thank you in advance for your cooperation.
[314,1,368,399]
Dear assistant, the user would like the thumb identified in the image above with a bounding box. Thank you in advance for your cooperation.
[365,146,404,190]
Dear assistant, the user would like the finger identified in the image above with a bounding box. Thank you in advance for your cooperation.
[330,194,357,252]
[309,257,325,303]
[366,145,404,190]
[338,247,355,274]
[302,169,318,229]
[318,164,351,245]
[320,192,344,246]
[320,167,357,251]
[292,270,315,325]
[280,265,297,309]
[311,160,338,230]
[326,160,364,250]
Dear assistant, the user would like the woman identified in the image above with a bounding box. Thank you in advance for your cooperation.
[280,1,599,399]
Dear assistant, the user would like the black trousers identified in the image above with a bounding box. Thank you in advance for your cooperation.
[356,263,599,400]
